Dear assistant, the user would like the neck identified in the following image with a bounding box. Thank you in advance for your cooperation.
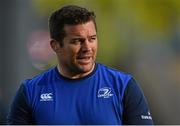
[57,63,95,79]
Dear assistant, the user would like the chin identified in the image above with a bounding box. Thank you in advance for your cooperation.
[77,62,94,73]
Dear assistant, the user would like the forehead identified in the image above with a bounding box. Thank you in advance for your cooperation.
[63,21,96,36]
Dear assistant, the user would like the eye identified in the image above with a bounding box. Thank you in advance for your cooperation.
[70,38,81,45]
[89,36,97,42]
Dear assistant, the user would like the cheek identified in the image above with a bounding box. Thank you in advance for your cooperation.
[66,47,79,58]
[92,43,98,54]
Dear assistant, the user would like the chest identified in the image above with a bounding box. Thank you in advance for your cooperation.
[32,80,123,124]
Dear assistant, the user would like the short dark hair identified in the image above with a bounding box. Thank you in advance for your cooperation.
[49,5,96,46]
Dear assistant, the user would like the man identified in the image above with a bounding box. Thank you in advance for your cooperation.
[7,5,153,125]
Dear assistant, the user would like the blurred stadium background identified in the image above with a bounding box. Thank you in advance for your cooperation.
[0,0,180,124]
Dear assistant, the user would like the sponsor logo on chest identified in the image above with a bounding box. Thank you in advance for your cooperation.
[40,93,53,101]
[97,87,113,98]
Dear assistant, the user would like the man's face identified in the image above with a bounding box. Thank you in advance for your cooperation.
[57,21,97,76]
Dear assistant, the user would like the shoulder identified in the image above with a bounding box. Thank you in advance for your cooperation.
[21,67,56,101]
[22,67,56,87]
[19,67,56,106]
[96,63,134,96]
[97,63,132,83]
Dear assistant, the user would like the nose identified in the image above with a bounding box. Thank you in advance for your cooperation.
[81,39,91,52]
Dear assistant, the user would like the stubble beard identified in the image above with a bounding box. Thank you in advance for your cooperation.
[72,59,95,75]
[58,56,96,78]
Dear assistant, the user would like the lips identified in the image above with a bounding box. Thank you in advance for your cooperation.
[76,56,92,64]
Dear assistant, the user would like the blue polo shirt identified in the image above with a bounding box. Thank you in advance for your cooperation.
[7,63,153,125]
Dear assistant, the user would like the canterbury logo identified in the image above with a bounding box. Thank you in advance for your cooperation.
[40,93,53,101]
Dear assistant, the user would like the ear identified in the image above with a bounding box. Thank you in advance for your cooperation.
[50,39,62,53]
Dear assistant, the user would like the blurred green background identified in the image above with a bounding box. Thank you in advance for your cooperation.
[0,0,180,124]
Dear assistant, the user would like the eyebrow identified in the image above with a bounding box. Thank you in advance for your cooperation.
[71,34,97,39]
[90,35,97,37]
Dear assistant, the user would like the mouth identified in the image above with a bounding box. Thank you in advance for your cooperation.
[76,56,92,64]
